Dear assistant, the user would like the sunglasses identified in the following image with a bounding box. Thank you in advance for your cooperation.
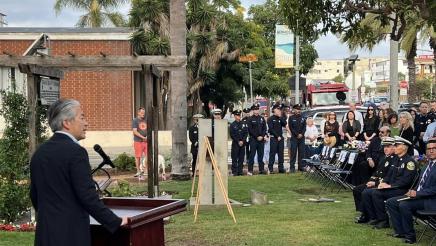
[368,109,374,111]
[379,131,386,134]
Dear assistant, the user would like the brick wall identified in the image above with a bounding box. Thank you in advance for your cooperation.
[0,39,133,130]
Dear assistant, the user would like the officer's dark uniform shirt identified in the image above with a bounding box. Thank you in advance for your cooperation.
[288,114,306,137]
[189,123,199,151]
[415,113,434,134]
[248,114,267,138]
[230,120,248,142]
[267,115,287,138]
[384,154,417,189]
[371,155,397,186]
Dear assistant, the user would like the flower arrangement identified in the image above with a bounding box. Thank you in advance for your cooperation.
[415,154,428,170]
[343,140,368,152]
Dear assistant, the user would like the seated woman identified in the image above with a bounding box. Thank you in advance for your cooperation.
[323,111,340,147]
[342,111,361,142]
[399,111,415,156]
[388,113,400,137]
[304,117,319,157]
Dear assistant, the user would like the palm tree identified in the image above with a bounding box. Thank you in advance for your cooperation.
[54,0,127,27]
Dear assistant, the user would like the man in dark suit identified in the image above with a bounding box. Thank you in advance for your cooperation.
[30,99,127,246]
[189,114,203,176]
[386,138,436,244]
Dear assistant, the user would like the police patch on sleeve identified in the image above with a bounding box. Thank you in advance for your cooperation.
[406,162,415,170]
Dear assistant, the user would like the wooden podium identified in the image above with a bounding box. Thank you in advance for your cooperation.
[91,197,187,246]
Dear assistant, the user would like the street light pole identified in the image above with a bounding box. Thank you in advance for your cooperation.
[249,61,253,104]
[295,34,300,104]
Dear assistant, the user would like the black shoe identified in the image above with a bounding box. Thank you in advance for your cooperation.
[403,238,416,244]
[373,220,389,229]
[269,170,274,174]
[259,171,267,175]
[355,215,369,224]
[368,219,379,225]
[289,169,296,173]
[278,170,285,174]
[387,233,405,238]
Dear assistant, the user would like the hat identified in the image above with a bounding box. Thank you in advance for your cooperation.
[251,103,260,110]
[193,114,204,119]
[323,136,337,147]
[212,108,222,115]
[243,107,251,113]
[394,136,412,146]
[232,109,242,116]
[381,137,395,146]
[272,104,282,111]
[281,103,290,109]
[293,104,302,110]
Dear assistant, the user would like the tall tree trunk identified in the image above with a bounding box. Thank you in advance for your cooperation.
[170,0,190,180]
[407,37,417,101]
[431,37,436,99]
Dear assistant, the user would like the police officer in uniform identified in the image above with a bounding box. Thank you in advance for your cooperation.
[189,114,204,177]
[354,136,397,223]
[242,108,251,163]
[268,104,287,173]
[247,103,268,175]
[288,104,306,172]
[415,102,434,154]
[386,138,436,244]
[361,136,418,229]
[230,109,248,176]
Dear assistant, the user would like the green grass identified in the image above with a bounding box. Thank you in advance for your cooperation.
[1,174,434,245]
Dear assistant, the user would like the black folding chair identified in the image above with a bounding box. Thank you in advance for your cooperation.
[416,210,436,245]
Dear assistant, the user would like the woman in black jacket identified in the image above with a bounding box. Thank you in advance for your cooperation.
[363,104,380,142]
[342,110,361,142]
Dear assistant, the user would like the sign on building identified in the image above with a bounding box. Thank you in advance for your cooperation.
[275,25,294,68]
[40,77,60,105]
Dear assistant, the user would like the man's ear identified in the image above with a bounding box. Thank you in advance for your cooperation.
[62,120,70,130]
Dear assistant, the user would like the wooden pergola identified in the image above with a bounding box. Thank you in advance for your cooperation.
[0,54,185,198]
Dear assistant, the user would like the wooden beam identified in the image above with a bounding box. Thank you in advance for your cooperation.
[27,73,37,159]
[0,55,186,71]
[18,64,64,79]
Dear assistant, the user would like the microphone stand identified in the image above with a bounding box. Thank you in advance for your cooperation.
[92,160,112,197]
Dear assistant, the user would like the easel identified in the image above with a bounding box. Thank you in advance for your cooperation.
[192,136,236,223]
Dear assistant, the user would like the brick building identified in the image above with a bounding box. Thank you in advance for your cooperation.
[0,27,137,148]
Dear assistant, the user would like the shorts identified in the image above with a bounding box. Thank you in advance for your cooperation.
[134,141,147,158]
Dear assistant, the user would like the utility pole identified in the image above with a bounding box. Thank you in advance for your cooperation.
[249,61,253,104]
[390,38,399,111]
[239,54,258,105]
[295,34,300,104]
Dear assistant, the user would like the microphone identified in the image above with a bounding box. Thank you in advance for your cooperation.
[93,144,114,168]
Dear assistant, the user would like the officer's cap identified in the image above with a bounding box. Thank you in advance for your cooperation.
[293,104,303,110]
[394,136,412,146]
[251,103,260,110]
[272,104,282,111]
[193,114,204,119]
[212,108,222,115]
[232,109,242,116]
[381,137,395,146]
[243,107,251,113]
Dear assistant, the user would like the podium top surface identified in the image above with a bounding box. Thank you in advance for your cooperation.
[90,197,187,228]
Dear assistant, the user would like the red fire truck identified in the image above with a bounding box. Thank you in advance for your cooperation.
[305,82,351,107]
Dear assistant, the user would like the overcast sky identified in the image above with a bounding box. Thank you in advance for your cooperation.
[1,0,431,59]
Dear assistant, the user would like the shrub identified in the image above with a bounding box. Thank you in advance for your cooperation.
[0,90,30,223]
[113,152,136,171]
[110,180,140,197]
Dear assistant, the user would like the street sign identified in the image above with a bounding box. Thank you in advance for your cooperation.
[400,88,407,96]
[40,77,60,105]
[239,54,258,62]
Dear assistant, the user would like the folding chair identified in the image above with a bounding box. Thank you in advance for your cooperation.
[328,151,358,192]
[318,150,349,190]
[416,210,436,245]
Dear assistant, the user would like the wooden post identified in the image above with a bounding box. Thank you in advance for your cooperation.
[26,73,37,159]
[152,65,161,196]
[142,65,154,198]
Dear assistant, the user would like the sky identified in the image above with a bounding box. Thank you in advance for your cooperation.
[0,0,432,59]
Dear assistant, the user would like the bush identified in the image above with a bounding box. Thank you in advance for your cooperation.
[110,180,141,197]
[113,152,136,171]
[0,90,30,223]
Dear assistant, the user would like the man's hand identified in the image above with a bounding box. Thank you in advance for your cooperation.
[378,183,391,189]
[238,141,244,147]
[297,134,303,139]
[121,216,129,226]
[368,159,375,168]
[277,136,282,141]
[142,136,147,142]
[257,136,263,141]
[406,190,417,198]
[366,181,375,188]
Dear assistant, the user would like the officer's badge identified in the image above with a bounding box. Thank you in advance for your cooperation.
[384,162,389,167]
[406,162,415,170]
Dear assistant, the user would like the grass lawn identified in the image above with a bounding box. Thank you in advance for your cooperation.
[1,173,433,245]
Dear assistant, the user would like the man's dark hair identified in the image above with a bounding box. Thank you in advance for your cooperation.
[138,107,145,111]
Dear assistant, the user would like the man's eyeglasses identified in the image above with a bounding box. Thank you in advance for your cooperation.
[379,131,386,134]
[426,147,436,152]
